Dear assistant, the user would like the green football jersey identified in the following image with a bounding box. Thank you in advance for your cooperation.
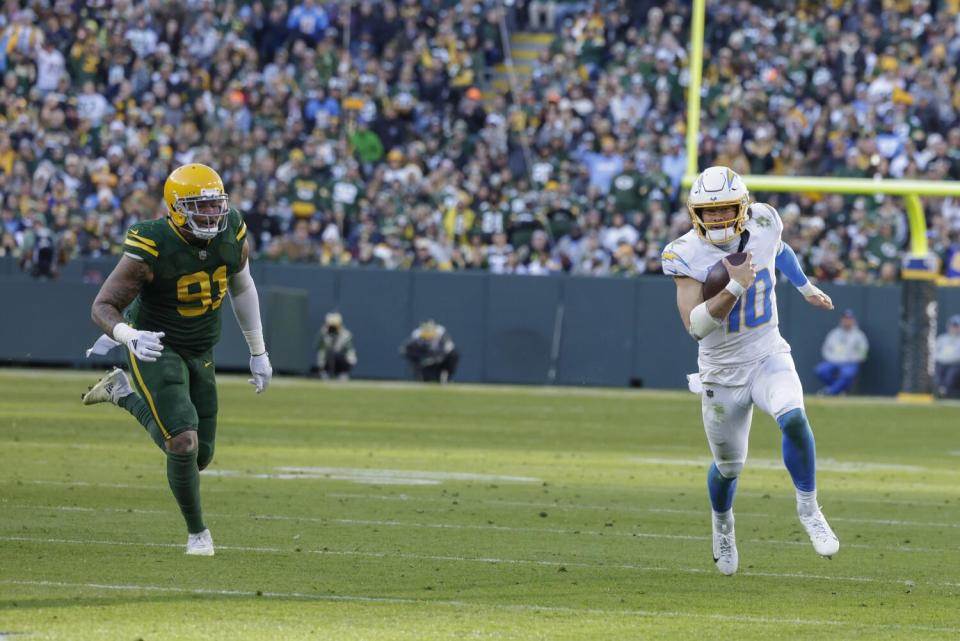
[122,209,248,356]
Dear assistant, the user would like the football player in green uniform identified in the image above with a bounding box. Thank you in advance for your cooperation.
[81,163,273,556]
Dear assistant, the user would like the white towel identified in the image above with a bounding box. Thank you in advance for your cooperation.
[686,372,703,394]
[85,334,121,358]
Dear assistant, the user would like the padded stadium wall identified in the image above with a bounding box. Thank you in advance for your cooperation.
[3,258,960,395]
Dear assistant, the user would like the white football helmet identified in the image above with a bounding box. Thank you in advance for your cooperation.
[687,166,750,244]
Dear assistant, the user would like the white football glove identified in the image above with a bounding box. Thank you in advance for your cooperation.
[112,323,165,362]
[249,352,273,393]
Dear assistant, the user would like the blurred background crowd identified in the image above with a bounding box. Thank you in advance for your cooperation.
[3,0,960,283]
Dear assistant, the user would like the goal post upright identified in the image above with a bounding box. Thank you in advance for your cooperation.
[684,0,707,181]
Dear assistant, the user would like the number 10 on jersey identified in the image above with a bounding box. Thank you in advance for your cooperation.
[728,268,773,332]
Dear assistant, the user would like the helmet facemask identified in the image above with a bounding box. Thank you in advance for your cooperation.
[690,199,749,245]
[171,189,229,240]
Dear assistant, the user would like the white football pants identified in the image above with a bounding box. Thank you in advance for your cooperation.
[700,352,805,478]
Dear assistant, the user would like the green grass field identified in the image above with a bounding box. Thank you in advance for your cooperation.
[1,368,958,640]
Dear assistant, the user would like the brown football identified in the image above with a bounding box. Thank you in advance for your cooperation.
[702,252,748,300]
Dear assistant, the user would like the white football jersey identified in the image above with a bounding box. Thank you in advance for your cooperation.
[662,203,791,385]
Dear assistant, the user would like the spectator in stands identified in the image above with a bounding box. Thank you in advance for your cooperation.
[314,312,358,380]
[815,309,869,396]
[578,135,624,195]
[34,37,66,95]
[402,320,459,383]
[2,0,959,284]
[934,315,960,399]
[287,1,330,47]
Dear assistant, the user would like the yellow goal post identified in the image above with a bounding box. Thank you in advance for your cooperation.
[681,0,957,399]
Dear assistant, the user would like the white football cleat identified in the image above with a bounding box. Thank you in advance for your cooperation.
[82,367,133,406]
[186,529,215,556]
[712,519,738,575]
[799,507,840,557]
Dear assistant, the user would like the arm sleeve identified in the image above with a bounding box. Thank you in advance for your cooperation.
[775,241,809,288]
[227,262,266,355]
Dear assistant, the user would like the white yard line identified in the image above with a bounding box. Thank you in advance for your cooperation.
[5,479,156,489]
[1,501,949,554]
[0,541,949,590]
[204,467,540,485]
[3,479,232,492]
[628,456,931,473]
[5,499,956,552]
[327,491,959,520]
[1,535,280,553]
[2,578,959,633]
[5,478,954,509]
[5,504,168,515]
[643,507,960,529]
[278,466,540,483]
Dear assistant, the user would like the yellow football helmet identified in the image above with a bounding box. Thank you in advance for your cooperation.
[163,163,229,240]
[687,166,750,245]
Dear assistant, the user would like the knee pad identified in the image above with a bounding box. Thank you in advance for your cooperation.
[716,460,743,479]
[778,407,809,436]
[164,430,198,455]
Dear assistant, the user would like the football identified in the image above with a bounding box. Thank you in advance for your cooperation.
[702,252,748,300]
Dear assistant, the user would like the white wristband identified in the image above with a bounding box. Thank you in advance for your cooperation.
[112,322,137,344]
[724,280,745,298]
[798,281,818,296]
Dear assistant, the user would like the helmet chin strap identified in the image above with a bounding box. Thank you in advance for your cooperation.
[704,225,740,246]
[706,228,732,243]
[712,236,739,251]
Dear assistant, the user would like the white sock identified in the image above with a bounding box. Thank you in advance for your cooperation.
[796,489,818,515]
[712,509,734,531]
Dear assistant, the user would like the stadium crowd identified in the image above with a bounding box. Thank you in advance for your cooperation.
[2,0,960,282]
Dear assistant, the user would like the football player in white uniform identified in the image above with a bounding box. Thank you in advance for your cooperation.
[661,166,839,575]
